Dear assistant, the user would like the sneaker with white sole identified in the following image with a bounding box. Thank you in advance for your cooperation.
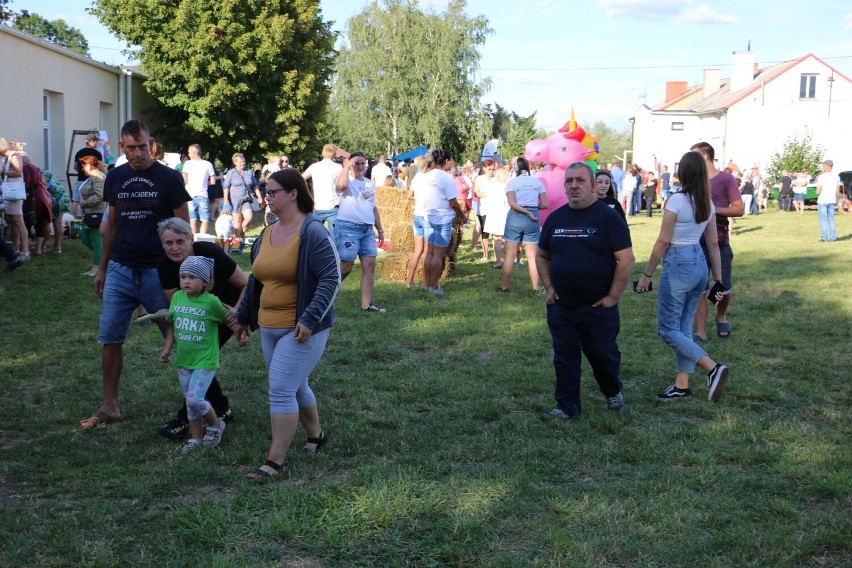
[362,304,386,313]
[606,392,625,413]
[181,438,202,454]
[657,384,692,401]
[707,364,729,402]
[201,420,226,447]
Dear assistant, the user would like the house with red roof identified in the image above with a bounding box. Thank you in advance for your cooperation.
[630,51,852,176]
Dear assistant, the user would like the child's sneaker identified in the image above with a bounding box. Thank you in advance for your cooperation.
[657,385,692,401]
[201,420,226,447]
[181,438,202,454]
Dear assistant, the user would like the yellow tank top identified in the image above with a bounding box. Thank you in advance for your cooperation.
[252,228,299,328]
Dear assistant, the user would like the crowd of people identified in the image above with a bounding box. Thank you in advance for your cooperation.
[7,118,850,479]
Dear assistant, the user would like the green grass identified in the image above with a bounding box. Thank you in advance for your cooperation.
[1,210,850,567]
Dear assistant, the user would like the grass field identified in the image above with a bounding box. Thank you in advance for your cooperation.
[0,209,849,567]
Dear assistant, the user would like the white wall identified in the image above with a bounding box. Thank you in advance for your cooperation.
[0,27,159,192]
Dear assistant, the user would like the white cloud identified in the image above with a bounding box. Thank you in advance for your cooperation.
[679,6,739,24]
[843,13,852,30]
[597,0,691,20]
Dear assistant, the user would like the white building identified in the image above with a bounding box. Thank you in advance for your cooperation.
[630,51,852,176]
[0,25,158,193]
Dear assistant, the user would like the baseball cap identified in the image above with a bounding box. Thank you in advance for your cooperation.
[222,204,233,212]
[85,131,101,142]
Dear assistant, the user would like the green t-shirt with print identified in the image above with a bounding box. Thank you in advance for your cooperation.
[169,290,228,370]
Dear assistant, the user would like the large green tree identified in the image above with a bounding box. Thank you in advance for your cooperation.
[329,0,491,159]
[590,121,632,167]
[91,0,336,165]
[766,132,824,184]
[12,11,90,57]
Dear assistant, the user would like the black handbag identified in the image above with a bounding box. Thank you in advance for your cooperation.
[83,212,103,228]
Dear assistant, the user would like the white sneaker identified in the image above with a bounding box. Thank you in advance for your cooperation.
[201,420,226,447]
[181,438,202,454]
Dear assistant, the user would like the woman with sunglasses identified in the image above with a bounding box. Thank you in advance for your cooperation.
[235,168,341,478]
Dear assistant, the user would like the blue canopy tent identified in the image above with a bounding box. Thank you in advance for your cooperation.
[391,146,429,161]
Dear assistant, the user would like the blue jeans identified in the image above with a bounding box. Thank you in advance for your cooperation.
[314,207,338,244]
[335,220,377,261]
[98,261,168,344]
[188,195,210,222]
[503,209,540,244]
[546,303,623,417]
[657,245,708,374]
[818,203,836,241]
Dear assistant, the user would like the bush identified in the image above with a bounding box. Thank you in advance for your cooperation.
[766,132,824,184]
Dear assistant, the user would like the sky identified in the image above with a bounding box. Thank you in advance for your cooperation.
[9,0,852,133]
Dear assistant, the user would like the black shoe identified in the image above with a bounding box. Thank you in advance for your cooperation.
[217,408,235,423]
[657,385,692,401]
[158,418,189,439]
[5,256,22,272]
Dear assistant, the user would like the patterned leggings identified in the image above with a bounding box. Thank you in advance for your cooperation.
[178,368,217,420]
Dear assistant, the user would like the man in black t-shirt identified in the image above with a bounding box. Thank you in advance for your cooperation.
[80,120,191,429]
[537,162,635,419]
[156,217,248,438]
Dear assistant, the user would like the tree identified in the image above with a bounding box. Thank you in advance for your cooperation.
[589,121,632,167]
[1,0,13,25]
[766,132,824,184]
[12,11,90,57]
[90,0,336,166]
[501,111,538,159]
[329,0,491,159]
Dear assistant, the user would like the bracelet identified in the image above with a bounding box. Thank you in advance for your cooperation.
[643,272,653,278]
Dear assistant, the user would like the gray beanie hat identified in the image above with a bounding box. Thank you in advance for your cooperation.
[179,255,214,284]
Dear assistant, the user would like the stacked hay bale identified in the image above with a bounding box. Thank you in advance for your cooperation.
[375,186,417,282]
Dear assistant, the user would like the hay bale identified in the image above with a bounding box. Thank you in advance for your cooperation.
[388,225,414,252]
[380,252,418,282]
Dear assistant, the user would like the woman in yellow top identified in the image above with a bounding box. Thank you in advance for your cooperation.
[235,169,341,479]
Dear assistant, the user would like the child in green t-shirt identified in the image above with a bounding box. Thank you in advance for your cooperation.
[160,256,230,454]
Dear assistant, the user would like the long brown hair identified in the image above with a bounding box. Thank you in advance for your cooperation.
[676,151,712,223]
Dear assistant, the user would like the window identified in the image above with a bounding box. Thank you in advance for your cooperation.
[671,122,684,131]
[42,92,51,168]
[800,74,817,99]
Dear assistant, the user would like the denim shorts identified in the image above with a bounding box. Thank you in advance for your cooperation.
[188,195,210,222]
[335,220,377,261]
[98,260,168,344]
[412,215,426,238]
[425,219,452,247]
[793,193,805,202]
[503,209,540,244]
[701,242,733,290]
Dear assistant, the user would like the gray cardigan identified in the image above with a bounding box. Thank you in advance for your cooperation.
[236,214,341,333]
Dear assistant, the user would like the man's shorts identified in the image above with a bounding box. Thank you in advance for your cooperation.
[702,242,733,292]
[98,261,168,344]
[412,215,426,238]
[188,195,210,222]
[424,219,452,247]
[503,209,541,245]
[335,220,377,262]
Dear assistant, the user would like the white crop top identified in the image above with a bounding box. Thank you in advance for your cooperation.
[665,192,714,245]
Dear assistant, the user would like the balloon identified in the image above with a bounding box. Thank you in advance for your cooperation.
[524,131,593,226]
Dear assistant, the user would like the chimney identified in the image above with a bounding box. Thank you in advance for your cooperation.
[730,51,756,92]
[665,81,688,103]
[703,69,721,98]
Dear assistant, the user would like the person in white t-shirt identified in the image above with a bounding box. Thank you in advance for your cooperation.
[370,155,392,188]
[501,157,549,293]
[335,152,386,313]
[816,159,841,242]
[181,144,216,234]
[303,144,343,243]
[408,148,465,294]
[636,151,729,403]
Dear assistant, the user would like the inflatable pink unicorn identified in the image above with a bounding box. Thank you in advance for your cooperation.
[524,129,593,225]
